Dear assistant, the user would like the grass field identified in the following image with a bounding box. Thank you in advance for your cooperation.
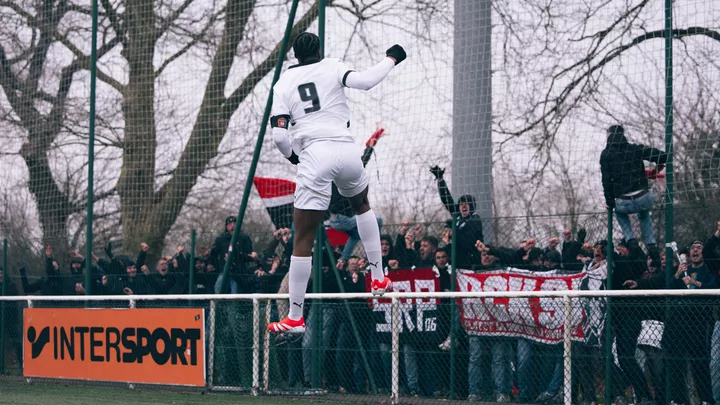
[0,381,366,405]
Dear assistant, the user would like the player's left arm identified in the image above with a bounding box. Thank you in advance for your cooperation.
[270,88,299,164]
[342,45,406,91]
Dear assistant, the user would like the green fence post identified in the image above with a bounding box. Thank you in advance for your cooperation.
[85,0,99,296]
[450,214,458,400]
[663,0,674,401]
[0,239,7,374]
[310,0,327,388]
[219,0,300,294]
[311,228,323,388]
[323,238,378,394]
[189,230,196,295]
[604,209,614,405]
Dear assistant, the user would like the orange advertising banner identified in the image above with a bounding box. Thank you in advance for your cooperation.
[24,308,205,386]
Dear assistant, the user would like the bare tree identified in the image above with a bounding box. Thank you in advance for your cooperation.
[491,0,720,219]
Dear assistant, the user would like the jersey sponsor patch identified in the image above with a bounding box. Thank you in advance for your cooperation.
[271,114,291,129]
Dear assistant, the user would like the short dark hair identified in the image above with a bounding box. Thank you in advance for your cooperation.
[421,236,439,248]
[293,32,321,62]
[435,248,449,256]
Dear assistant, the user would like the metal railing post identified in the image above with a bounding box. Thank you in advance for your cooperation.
[563,295,573,405]
[0,239,7,374]
[252,298,260,396]
[605,209,614,405]
[189,230,196,295]
[391,296,400,405]
[450,214,458,399]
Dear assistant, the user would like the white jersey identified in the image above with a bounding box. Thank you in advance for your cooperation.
[272,58,354,152]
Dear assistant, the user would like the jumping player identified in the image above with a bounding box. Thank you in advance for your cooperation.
[267,32,406,333]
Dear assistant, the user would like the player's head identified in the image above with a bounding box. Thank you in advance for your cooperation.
[293,32,321,64]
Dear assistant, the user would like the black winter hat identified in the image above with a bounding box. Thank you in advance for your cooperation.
[225,216,237,226]
[607,125,628,146]
[115,255,136,268]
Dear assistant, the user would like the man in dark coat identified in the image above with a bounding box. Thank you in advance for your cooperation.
[600,125,667,260]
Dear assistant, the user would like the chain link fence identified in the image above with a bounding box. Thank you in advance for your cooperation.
[1,287,720,405]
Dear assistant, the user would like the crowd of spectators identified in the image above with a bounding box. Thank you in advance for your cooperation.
[1,125,719,405]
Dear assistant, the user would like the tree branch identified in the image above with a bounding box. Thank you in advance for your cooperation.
[155,0,195,42]
[54,32,126,93]
[99,0,127,49]
[500,26,720,138]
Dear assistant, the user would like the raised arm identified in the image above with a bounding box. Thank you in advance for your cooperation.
[343,45,406,91]
[430,166,457,215]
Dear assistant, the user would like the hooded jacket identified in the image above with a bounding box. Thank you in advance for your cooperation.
[437,180,484,269]
[600,128,668,207]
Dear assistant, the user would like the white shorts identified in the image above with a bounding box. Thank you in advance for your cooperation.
[294,140,369,211]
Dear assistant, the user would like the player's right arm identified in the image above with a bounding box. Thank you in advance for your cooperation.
[342,45,406,91]
[270,87,299,164]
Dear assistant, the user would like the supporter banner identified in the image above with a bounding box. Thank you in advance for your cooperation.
[24,308,205,386]
[366,268,442,338]
[457,269,587,344]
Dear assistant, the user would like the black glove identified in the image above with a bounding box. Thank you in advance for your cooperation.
[287,152,300,165]
[430,165,445,180]
[577,228,587,244]
[386,44,406,65]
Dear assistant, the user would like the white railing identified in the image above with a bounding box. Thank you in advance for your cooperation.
[2,289,718,405]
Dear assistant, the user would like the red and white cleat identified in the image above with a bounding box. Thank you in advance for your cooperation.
[268,317,306,333]
[371,277,393,296]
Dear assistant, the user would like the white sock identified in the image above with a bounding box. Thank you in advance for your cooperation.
[288,255,312,320]
[355,210,384,282]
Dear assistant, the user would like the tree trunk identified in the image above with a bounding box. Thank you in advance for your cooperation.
[20,131,72,264]
[118,0,159,252]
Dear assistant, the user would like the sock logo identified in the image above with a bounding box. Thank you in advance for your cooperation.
[292,302,302,308]
[27,326,51,359]
[369,261,379,268]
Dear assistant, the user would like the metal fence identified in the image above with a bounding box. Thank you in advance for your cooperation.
[1,288,719,405]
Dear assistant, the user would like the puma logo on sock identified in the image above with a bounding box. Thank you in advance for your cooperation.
[293,302,302,308]
[369,261,379,268]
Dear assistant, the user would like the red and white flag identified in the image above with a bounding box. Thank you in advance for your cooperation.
[253,177,295,230]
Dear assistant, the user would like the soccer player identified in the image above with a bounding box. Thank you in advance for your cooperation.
[267,32,406,333]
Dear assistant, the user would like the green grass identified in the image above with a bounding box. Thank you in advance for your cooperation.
[0,381,364,405]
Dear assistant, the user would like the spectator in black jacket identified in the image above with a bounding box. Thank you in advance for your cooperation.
[664,237,717,405]
[211,216,257,293]
[396,233,438,268]
[380,234,399,271]
[105,255,150,296]
[148,257,186,295]
[20,246,66,296]
[561,228,586,271]
[600,125,668,260]
[608,238,654,405]
[431,165,484,269]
